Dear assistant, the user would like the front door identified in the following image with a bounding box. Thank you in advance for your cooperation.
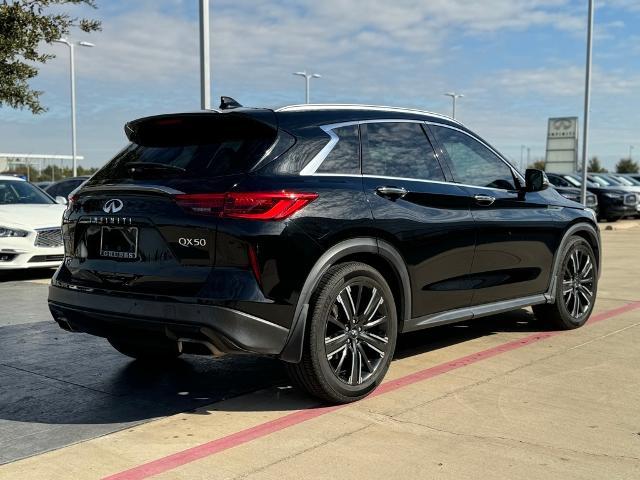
[429,124,556,306]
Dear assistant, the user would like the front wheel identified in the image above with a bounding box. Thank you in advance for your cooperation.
[286,262,398,404]
[533,236,597,329]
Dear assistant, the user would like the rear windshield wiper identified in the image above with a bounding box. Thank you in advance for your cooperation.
[125,162,186,173]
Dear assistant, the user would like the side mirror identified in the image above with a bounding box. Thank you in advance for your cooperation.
[524,169,549,192]
[55,196,68,205]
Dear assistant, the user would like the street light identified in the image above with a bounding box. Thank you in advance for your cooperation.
[580,0,594,205]
[54,38,94,177]
[293,71,321,104]
[444,92,464,119]
[629,145,634,160]
[199,0,211,110]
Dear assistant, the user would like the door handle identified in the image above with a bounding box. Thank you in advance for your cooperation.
[376,186,408,199]
[473,194,496,206]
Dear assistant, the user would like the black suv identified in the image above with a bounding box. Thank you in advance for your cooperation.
[49,103,601,403]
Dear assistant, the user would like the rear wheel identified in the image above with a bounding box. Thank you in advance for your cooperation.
[286,262,398,404]
[108,337,181,362]
[533,236,597,329]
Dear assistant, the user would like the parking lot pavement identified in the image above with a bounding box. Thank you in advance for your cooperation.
[0,223,639,479]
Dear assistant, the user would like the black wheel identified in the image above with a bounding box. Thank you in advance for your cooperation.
[108,337,181,362]
[533,236,597,329]
[286,262,398,404]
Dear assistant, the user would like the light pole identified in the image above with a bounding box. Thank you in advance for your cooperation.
[520,145,526,171]
[199,0,211,110]
[54,38,94,177]
[629,145,634,160]
[444,92,464,119]
[293,71,321,104]
[580,0,594,205]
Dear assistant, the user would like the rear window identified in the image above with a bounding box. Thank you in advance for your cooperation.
[91,114,277,181]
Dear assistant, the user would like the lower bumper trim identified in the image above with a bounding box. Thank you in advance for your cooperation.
[48,285,289,356]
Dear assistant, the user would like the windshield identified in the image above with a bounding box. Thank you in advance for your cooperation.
[0,180,55,205]
[613,175,637,186]
[565,175,597,188]
[589,175,612,186]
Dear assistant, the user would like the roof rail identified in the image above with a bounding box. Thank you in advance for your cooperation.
[275,104,460,124]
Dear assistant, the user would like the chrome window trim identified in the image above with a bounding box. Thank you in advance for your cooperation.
[300,118,524,193]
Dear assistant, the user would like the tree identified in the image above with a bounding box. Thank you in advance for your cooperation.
[615,158,639,174]
[529,159,546,171]
[0,1,101,114]
[587,156,607,173]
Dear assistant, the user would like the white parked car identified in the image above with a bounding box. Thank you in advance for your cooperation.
[0,175,67,269]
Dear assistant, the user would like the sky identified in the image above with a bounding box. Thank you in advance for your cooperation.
[1,0,639,171]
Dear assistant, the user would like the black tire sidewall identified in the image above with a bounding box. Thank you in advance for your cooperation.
[308,263,398,401]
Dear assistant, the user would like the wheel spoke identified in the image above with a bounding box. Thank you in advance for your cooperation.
[348,341,360,385]
[562,280,573,295]
[357,343,374,372]
[363,315,387,330]
[345,286,356,319]
[360,332,388,356]
[361,288,380,321]
[354,284,363,316]
[327,308,346,329]
[572,290,580,317]
[334,346,348,374]
[337,291,354,324]
[325,334,348,358]
[578,287,591,307]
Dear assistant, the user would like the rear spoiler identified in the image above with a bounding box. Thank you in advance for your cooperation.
[124,109,279,146]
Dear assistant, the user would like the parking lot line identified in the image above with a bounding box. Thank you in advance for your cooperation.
[102,300,640,480]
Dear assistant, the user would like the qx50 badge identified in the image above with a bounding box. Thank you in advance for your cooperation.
[103,198,124,214]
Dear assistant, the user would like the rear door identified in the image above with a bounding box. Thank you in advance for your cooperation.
[361,121,476,319]
[429,124,556,306]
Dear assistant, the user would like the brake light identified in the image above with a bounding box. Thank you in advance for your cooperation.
[174,191,318,220]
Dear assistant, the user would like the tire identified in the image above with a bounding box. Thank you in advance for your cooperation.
[286,262,398,404]
[533,236,597,330]
[108,337,181,362]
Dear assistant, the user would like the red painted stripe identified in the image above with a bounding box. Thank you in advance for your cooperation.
[103,301,640,480]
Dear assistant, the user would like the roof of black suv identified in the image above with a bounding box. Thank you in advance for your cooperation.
[125,104,467,141]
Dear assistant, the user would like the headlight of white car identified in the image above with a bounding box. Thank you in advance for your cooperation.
[0,226,29,238]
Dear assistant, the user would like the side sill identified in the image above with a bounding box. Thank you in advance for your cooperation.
[403,294,548,333]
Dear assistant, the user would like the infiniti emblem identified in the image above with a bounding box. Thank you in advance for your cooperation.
[103,199,124,214]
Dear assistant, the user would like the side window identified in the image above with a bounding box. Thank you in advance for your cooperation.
[316,125,360,174]
[362,122,445,181]
[431,126,516,190]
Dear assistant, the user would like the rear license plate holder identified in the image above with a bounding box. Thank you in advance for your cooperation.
[100,226,138,260]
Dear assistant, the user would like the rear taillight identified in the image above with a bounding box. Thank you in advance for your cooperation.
[174,191,318,220]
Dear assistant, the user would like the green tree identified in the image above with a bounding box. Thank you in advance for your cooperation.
[0,1,101,114]
[529,159,546,171]
[615,158,639,173]
[587,156,607,173]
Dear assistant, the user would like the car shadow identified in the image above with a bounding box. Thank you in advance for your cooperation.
[0,308,546,427]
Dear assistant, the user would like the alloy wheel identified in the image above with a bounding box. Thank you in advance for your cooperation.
[324,281,390,385]
[562,246,595,319]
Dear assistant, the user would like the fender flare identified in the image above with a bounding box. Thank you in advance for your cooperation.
[279,237,411,363]
[546,221,601,302]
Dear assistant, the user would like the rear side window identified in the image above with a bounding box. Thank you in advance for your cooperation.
[317,125,360,174]
[431,126,516,190]
[362,122,445,181]
[92,115,276,182]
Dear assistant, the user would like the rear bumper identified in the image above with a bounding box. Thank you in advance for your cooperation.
[48,285,290,356]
